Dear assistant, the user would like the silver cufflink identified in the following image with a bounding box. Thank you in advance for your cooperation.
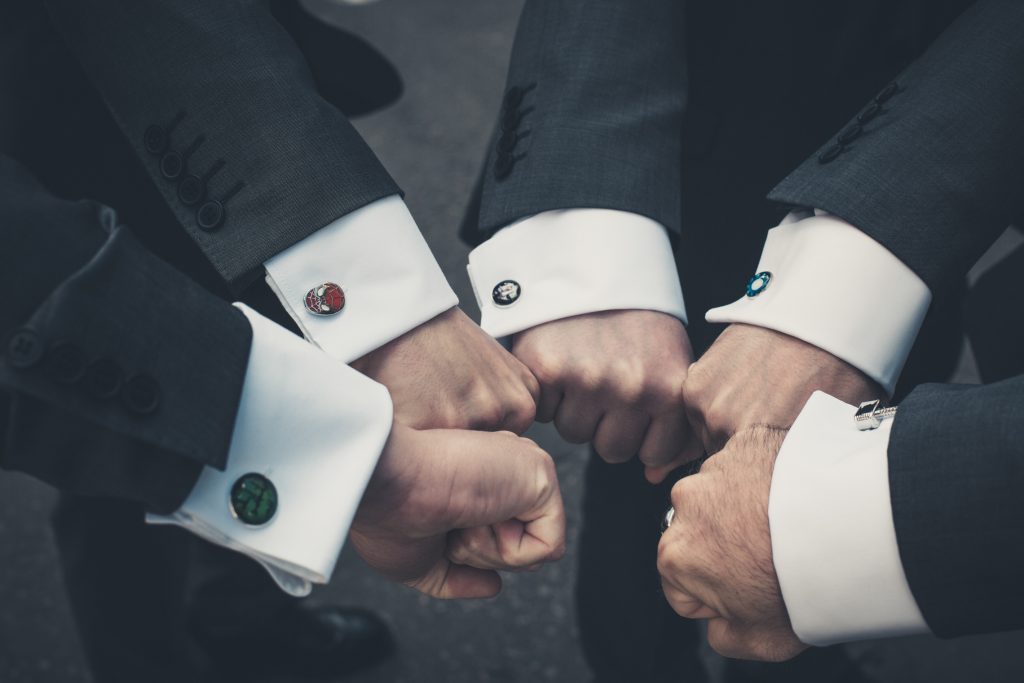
[855,399,897,430]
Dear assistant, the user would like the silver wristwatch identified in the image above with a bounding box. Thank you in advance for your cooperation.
[855,399,897,430]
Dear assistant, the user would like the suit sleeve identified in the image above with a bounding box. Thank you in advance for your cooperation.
[767,0,1024,294]
[887,375,1024,638]
[465,0,686,242]
[43,0,401,291]
[0,156,251,513]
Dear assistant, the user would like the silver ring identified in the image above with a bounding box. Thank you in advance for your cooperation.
[660,507,675,534]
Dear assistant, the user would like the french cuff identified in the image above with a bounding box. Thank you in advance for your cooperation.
[147,304,393,597]
[705,212,931,394]
[264,195,458,364]
[769,390,928,646]
[467,209,686,339]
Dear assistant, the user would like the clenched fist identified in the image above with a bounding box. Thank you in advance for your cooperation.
[685,324,881,453]
[350,425,566,599]
[658,426,806,661]
[352,307,540,433]
[512,310,702,482]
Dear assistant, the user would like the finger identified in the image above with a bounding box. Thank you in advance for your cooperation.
[643,428,705,484]
[592,409,650,464]
[461,466,567,570]
[638,410,701,470]
[534,382,563,424]
[661,579,721,619]
[553,391,602,444]
[436,432,566,565]
[705,618,758,660]
[448,513,563,571]
[408,556,503,599]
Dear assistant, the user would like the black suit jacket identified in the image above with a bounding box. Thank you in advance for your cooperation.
[465,0,1024,639]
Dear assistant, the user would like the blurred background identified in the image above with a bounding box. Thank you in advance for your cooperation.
[2,1,1024,681]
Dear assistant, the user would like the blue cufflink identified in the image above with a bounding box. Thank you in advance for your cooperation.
[746,271,772,297]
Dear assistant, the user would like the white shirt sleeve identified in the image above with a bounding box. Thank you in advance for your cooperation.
[706,211,932,395]
[769,390,929,646]
[466,209,686,339]
[147,304,393,597]
[264,195,459,364]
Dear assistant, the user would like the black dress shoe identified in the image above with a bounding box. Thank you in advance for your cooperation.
[190,603,395,680]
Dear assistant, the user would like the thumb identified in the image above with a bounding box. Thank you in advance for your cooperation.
[433,430,566,570]
[407,555,503,599]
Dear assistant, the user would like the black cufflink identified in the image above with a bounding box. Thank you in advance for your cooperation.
[492,280,521,306]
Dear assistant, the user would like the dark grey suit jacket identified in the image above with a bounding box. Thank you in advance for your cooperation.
[0,156,250,513]
[38,0,401,292]
[465,0,1024,639]
[0,0,404,509]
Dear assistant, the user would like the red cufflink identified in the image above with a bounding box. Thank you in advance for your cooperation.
[304,282,345,316]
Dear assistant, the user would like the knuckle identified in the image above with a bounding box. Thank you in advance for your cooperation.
[683,363,711,406]
[522,348,562,387]
[670,476,695,510]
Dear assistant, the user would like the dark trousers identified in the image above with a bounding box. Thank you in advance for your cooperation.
[576,453,870,683]
[52,495,296,683]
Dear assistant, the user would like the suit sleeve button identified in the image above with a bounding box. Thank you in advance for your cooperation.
[494,153,516,180]
[875,81,899,103]
[143,125,167,155]
[46,341,87,384]
[196,200,225,232]
[123,374,161,415]
[817,143,843,164]
[501,107,523,131]
[160,151,184,180]
[837,123,862,145]
[857,101,881,123]
[503,86,525,110]
[177,175,206,206]
[6,328,44,369]
[498,131,519,153]
[85,358,123,399]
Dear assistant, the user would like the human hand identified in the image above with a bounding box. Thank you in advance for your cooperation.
[657,426,807,661]
[511,310,700,483]
[350,424,566,599]
[684,324,881,452]
[351,307,539,433]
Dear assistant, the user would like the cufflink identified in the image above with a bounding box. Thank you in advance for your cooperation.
[746,271,772,297]
[304,282,346,316]
[230,473,278,526]
[492,279,521,306]
[854,399,897,431]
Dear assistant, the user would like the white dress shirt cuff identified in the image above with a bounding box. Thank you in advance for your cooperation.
[706,212,931,394]
[147,304,393,597]
[467,209,686,338]
[769,390,928,645]
[264,195,459,364]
